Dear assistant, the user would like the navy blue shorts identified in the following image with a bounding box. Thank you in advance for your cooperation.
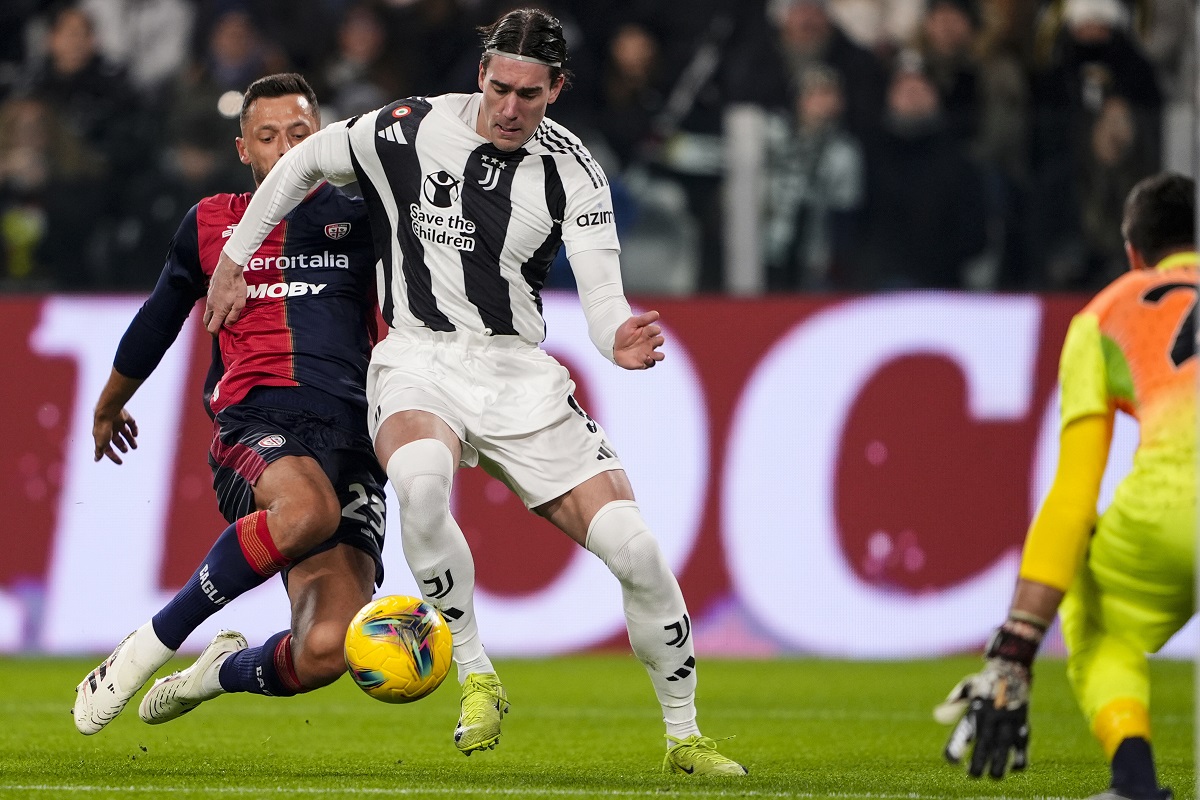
[209,388,387,587]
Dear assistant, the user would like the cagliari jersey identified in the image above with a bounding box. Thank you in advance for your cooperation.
[343,93,621,343]
[1057,252,1198,514]
[113,183,378,418]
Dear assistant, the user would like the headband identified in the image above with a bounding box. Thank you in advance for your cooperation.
[484,48,562,68]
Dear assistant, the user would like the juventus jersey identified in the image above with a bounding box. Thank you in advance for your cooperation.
[222,94,605,348]
[345,93,620,343]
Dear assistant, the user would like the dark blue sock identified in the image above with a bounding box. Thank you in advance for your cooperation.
[1111,737,1160,797]
[151,518,280,650]
[218,630,304,696]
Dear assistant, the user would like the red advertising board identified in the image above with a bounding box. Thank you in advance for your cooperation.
[1,291,1193,657]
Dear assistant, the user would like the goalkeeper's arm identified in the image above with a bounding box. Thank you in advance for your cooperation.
[997,410,1111,649]
[1015,412,1111,603]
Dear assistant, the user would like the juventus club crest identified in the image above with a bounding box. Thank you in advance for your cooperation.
[423,171,461,207]
[324,222,351,240]
[478,156,506,191]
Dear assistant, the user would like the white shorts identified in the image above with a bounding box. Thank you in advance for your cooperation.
[367,326,623,508]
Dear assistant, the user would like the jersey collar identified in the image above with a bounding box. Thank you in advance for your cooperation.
[1153,251,1198,272]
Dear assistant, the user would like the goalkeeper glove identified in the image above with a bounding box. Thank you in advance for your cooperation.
[934,620,1043,779]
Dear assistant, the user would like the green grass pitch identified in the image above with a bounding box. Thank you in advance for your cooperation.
[0,655,1191,799]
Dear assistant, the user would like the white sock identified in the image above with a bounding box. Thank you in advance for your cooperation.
[199,653,233,696]
[109,621,175,696]
[387,440,495,683]
[130,620,175,672]
[586,501,701,741]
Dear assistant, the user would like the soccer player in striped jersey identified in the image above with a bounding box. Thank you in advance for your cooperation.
[205,8,746,777]
[74,74,388,734]
[935,172,1196,800]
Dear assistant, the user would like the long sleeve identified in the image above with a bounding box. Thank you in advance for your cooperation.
[569,248,631,363]
[113,204,206,379]
[1017,312,1114,591]
[1018,413,1111,591]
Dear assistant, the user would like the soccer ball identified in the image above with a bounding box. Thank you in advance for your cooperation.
[344,595,453,703]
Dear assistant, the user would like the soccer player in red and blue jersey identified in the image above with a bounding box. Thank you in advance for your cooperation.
[74,73,387,733]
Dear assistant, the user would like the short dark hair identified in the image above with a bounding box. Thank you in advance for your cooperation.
[1121,172,1196,266]
[478,8,571,86]
[240,73,320,129]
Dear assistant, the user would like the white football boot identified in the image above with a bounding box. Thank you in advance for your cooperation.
[74,622,175,735]
[139,630,247,724]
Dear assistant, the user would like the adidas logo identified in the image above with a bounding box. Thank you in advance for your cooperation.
[221,224,237,238]
[665,656,696,682]
[377,121,407,144]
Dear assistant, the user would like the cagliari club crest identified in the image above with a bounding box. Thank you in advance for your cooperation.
[325,222,351,240]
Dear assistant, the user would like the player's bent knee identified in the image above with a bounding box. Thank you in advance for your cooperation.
[387,440,456,539]
[585,501,673,592]
[293,619,350,688]
[396,473,453,530]
[271,489,342,557]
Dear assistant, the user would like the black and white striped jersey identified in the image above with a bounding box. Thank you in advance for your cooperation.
[344,92,620,343]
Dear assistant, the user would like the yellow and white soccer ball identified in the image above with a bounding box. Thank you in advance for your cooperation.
[344,595,453,703]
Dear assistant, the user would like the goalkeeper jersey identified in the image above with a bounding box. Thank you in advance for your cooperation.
[1058,251,1198,515]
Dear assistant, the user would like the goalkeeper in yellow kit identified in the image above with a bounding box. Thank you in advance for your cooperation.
[936,172,1196,800]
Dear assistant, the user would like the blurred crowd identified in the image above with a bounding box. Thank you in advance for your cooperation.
[0,0,1193,293]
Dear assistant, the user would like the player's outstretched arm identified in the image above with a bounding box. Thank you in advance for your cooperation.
[93,368,144,464]
[613,310,665,370]
[99,214,207,462]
